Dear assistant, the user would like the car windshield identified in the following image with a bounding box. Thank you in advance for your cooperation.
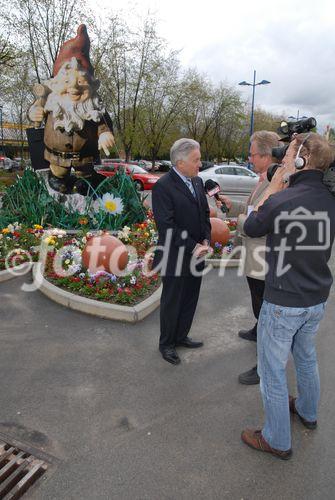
[127,165,148,174]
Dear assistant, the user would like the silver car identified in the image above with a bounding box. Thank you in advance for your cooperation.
[198,164,258,194]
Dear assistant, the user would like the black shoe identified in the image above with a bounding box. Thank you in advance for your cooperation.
[176,337,204,348]
[73,171,105,196]
[238,365,260,385]
[73,177,91,195]
[289,396,317,430]
[48,172,75,194]
[238,328,257,342]
[159,347,181,365]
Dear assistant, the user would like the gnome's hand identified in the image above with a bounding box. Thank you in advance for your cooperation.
[28,105,45,123]
[98,131,115,156]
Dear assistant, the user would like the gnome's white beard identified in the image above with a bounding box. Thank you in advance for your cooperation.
[45,92,105,133]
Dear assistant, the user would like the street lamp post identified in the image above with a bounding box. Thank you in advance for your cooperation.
[239,70,270,162]
[288,111,307,121]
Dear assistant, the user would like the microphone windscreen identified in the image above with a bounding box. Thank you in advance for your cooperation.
[204,178,220,196]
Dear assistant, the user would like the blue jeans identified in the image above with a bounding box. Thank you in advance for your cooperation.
[257,300,326,451]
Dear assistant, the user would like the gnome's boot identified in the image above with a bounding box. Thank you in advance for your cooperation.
[73,167,105,196]
[48,170,76,194]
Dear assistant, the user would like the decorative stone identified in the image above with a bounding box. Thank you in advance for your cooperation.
[209,207,217,218]
[210,217,230,246]
[82,234,129,275]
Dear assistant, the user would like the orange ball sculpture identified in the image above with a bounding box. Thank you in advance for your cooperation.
[209,207,218,218]
[210,218,230,246]
[82,234,129,275]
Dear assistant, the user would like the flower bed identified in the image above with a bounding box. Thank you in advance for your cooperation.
[1,214,160,306]
[0,223,43,271]
[224,218,238,232]
[44,254,160,306]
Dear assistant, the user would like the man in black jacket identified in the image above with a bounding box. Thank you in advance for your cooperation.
[240,133,335,459]
[152,138,212,365]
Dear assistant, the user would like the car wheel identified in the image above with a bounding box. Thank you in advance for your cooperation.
[134,180,144,191]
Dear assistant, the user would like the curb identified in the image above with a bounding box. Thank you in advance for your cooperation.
[32,265,162,323]
[0,262,32,282]
[205,258,241,268]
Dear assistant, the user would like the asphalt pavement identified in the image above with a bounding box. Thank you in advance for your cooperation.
[1,257,335,499]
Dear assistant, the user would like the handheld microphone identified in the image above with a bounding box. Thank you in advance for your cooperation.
[204,179,229,213]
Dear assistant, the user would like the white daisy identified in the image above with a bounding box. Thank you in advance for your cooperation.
[100,193,124,214]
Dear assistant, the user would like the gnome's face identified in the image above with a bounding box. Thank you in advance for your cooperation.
[49,58,93,103]
[44,58,104,134]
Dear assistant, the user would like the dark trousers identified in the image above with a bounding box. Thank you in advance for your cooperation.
[159,275,202,348]
[246,276,265,337]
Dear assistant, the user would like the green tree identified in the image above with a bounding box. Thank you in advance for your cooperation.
[137,51,185,165]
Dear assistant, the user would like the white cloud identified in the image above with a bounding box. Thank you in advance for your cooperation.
[91,0,335,131]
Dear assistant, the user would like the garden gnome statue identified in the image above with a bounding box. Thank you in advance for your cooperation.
[28,24,115,195]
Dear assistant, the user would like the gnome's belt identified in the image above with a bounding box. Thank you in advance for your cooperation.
[45,146,82,160]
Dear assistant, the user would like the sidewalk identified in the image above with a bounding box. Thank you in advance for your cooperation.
[1,264,335,499]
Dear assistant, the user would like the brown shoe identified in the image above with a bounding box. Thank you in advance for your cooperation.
[241,429,292,460]
[289,396,317,430]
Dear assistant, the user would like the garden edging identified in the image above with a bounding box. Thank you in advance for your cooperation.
[205,257,241,268]
[32,264,162,323]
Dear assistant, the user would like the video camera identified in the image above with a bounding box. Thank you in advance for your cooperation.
[267,117,317,181]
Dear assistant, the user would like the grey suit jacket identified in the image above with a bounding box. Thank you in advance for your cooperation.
[235,179,270,280]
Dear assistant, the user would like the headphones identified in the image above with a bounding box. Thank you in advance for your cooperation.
[294,133,311,169]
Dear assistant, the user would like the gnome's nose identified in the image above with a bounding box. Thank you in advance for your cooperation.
[68,79,81,94]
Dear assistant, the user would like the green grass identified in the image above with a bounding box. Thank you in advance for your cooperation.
[0,169,147,229]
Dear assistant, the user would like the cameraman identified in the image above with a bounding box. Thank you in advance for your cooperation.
[241,132,335,459]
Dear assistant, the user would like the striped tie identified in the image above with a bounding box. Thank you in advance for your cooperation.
[185,178,196,198]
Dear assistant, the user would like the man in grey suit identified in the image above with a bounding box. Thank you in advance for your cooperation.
[216,131,281,384]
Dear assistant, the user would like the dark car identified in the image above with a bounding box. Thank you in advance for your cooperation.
[199,160,214,171]
[157,160,172,172]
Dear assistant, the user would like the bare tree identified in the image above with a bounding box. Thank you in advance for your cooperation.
[97,15,165,160]
[137,51,185,165]
[0,37,17,73]
[2,53,33,157]
[0,0,87,82]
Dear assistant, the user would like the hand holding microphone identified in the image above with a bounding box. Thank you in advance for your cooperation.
[204,179,232,213]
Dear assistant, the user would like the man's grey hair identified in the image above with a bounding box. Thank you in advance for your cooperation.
[170,138,200,165]
[250,131,281,157]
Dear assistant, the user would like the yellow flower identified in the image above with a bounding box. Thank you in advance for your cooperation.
[34,224,43,230]
[2,228,10,234]
[44,236,56,245]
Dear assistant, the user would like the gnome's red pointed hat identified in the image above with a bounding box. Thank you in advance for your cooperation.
[53,24,94,76]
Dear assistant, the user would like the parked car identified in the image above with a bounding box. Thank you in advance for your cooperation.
[199,160,214,171]
[97,162,159,191]
[198,164,258,194]
[13,157,26,169]
[101,158,125,166]
[158,160,172,172]
[0,156,14,171]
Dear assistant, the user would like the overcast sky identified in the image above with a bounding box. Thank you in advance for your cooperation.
[91,0,334,133]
